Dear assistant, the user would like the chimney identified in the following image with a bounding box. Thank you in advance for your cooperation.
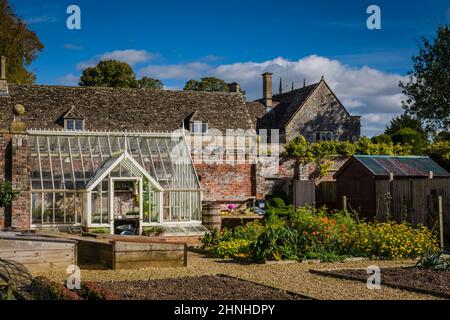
[262,72,273,109]
[0,56,7,96]
[229,82,240,93]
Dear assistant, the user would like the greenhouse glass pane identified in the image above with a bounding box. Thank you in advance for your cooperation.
[31,193,42,224]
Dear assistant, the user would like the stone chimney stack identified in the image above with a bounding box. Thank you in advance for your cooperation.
[0,56,8,96]
[262,72,273,109]
[229,82,241,93]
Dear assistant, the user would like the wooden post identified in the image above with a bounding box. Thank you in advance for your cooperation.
[438,196,444,250]
[342,196,347,212]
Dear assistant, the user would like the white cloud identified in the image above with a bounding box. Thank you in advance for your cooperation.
[139,55,407,136]
[77,50,156,70]
[56,74,79,86]
[139,62,210,79]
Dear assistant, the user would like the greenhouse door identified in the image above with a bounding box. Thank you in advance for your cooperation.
[109,177,143,236]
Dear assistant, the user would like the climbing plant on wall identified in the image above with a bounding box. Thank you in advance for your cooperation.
[0,181,18,208]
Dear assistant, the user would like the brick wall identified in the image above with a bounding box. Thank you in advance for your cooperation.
[0,133,30,230]
[195,163,256,206]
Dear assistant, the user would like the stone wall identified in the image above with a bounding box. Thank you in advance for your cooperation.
[284,81,360,143]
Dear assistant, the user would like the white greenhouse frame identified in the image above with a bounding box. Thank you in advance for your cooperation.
[28,129,204,235]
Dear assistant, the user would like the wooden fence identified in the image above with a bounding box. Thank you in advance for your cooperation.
[293,180,315,208]
[375,179,450,230]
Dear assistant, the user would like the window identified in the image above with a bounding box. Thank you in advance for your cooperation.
[315,131,334,141]
[190,121,208,134]
[65,119,84,131]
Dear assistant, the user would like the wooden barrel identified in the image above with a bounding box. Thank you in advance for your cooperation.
[202,203,222,232]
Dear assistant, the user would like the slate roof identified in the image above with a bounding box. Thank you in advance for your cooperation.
[335,155,450,178]
[255,83,319,130]
[0,84,254,132]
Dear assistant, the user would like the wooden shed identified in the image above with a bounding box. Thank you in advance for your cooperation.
[334,156,450,234]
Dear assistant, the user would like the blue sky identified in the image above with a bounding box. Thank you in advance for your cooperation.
[8,0,450,136]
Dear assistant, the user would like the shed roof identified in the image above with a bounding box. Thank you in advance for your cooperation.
[335,155,450,178]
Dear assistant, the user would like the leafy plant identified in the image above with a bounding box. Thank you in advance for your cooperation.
[0,181,19,208]
[415,251,450,271]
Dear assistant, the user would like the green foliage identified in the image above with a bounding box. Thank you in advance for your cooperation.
[269,197,286,208]
[0,0,44,83]
[137,76,164,89]
[415,251,450,271]
[202,206,439,262]
[0,181,18,208]
[284,136,413,161]
[183,77,235,93]
[371,134,392,144]
[391,128,426,155]
[142,226,165,236]
[80,60,137,88]
[400,25,450,131]
[89,228,109,234]
[79,60,164,89]
[425,140,450,171]
[385,114,426,137]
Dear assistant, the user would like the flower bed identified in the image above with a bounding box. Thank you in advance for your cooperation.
[202,206,439,262]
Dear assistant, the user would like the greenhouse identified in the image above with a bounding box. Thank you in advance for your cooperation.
[28,130,205,235]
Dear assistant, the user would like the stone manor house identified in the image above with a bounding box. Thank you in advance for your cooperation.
[0,56,360,234]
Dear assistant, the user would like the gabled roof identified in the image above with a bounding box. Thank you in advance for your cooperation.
[0,84,254,132]
[334,155,450,178]
[86,150,164,192]
[63,105,85,119]
[257,83,319,130]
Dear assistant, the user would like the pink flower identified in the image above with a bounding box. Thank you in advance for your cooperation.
[227,204,237,211]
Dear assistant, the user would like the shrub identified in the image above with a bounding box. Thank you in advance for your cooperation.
[252,226,301,261]
[350,222,439,259]
[269,197,286,208]
[210,239,252,258]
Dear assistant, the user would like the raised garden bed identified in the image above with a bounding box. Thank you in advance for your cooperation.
[95,275,309,300]
[310,268,450,299]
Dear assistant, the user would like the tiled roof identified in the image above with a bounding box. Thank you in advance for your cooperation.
[0,84,254,132]
[338,155,450,178]
[256,83,319,130]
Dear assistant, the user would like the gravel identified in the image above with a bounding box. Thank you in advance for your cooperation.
[36,252,442,300]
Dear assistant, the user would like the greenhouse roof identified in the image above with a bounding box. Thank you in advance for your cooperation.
[28,130,200,191]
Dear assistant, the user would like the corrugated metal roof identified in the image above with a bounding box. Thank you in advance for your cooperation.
[354,155,450,178]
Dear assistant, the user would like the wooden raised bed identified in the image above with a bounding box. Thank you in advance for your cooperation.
[0,232,77,273]
[76,236,187,270]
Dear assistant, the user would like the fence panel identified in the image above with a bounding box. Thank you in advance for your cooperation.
[294,180,315,208]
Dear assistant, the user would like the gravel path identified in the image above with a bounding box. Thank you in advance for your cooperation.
[37,252,441,300]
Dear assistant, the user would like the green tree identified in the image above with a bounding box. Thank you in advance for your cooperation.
[385,114,425,136]
[137,76,163,89]
[183,77,229,92]
[0,0,44,83]
[400,25,450,131]
[390,128,425,155]
[79,60,138,88]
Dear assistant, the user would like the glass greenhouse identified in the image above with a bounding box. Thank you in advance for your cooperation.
[28,130,205,235]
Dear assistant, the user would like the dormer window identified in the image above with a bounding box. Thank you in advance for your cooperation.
[191,121,208,134]
[184,111,209,135]
[315,131,334,141]
[65,119,84,131]
[62,106,85,131]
